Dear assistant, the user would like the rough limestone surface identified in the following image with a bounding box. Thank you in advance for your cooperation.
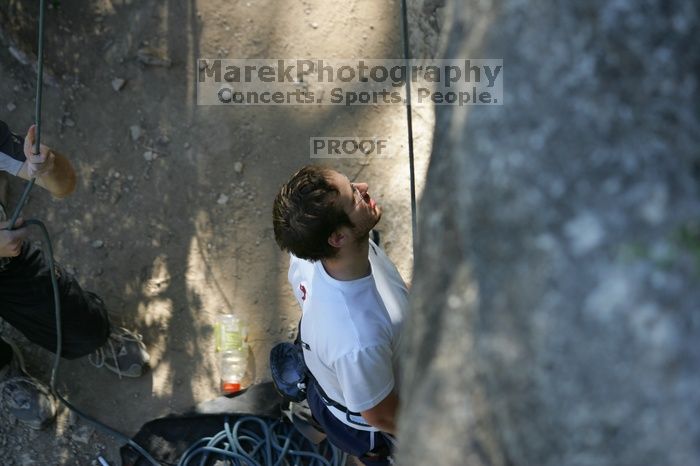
[407,0,446,59]
[397,1,700,466]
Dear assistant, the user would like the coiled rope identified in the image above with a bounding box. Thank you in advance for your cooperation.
[177,416,347,466]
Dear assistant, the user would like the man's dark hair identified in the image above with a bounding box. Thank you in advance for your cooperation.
[272,165,353,261]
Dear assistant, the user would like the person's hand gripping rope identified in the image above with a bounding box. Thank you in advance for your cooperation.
[23,125,55,179]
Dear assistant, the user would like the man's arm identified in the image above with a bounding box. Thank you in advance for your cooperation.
[17,125,76,198]
[17,149,76,198]
[360,390,399,435]
[334,344,398,433]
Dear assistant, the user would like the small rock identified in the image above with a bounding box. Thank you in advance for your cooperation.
[157,134,170,145]
[111,77,126,91]
[130,125,143,141]
[311,22,319,29]
[6,103,16,112]
[143,151,156,161]
[64,118,76,127]
[217,194,229,205]
[234,162,243,173]
[91,240,104,249]
[184,142,190,149]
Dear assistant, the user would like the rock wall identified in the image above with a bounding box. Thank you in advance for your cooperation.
[398,1,700,465]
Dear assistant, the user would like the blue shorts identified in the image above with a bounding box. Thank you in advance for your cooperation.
[307,379,393,465]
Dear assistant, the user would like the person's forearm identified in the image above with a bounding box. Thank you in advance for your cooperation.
[19,149,77,198]
[368,416,396,435]
[362,391,400,434]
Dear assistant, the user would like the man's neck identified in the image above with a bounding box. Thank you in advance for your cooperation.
[321,238,370,281]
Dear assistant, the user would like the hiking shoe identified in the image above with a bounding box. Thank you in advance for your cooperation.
[89,327,150,378]
[0,338,57,429]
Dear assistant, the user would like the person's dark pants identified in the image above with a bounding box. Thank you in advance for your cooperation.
[307,379,393,466]
[0,242,111,369]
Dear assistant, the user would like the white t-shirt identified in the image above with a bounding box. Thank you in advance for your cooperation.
[288,240,408,430]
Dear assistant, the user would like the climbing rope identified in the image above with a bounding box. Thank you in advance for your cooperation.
[399,0,418,255]
[177,416,347,466]
[7,0,45,229]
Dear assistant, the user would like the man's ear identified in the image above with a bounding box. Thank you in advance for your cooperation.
[328,230,345,249]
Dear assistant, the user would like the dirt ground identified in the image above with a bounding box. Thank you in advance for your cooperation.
[0,0,433,464]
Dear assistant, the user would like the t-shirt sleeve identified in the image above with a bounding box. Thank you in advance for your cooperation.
[0,121,25,176]
[332,344,394,413]
[287,254,304,308]
[0,151,24,176]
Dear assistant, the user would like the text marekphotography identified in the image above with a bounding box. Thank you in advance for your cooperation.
[197,59,503,106]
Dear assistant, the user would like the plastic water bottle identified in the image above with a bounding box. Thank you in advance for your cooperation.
[216,314,248,394]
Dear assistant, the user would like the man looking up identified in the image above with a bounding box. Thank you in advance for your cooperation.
[273,165,408,465]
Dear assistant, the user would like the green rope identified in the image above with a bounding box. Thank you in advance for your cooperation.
[7,0,46,229]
